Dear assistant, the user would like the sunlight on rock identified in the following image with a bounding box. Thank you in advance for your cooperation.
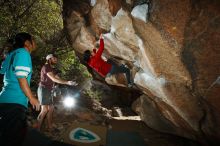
[131,4,149,23]
[137,36,155,75]
[126,0,132,5]
[134,71,167,98]
[111,8,139,48]
[113,116,141,121]
[216,76,220,84]
[90,0,96,6]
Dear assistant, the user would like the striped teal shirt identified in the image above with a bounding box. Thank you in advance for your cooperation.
[0,48,32,108]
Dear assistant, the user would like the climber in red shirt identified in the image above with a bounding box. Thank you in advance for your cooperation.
[83,34,133,87]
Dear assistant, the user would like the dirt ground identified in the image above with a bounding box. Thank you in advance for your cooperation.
[30,94,200,146]
[109,118,199,146]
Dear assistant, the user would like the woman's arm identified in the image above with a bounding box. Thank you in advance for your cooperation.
[18,78,40,111]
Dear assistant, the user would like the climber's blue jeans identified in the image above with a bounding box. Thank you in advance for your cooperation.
[108,64,131,84]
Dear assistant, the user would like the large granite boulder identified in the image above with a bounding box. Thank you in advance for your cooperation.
[63,0,220,144]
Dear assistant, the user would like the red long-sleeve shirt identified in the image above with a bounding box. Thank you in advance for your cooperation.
[88,38,112,77]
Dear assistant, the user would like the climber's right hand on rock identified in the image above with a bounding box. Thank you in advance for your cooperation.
[100,33,104,39]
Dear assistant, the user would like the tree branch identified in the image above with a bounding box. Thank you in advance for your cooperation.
[15,0,38,21]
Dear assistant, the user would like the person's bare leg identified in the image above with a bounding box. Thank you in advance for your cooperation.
[37,105,49,130]
[46,104,54,129]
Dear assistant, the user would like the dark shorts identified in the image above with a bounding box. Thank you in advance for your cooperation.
[37,86,53,105]
[0,103,27,146]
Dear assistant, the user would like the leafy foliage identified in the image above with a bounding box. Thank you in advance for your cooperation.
[56,50,91,82]
[83,88,103,102]
[0,0,91,88]
[0,0,63,50]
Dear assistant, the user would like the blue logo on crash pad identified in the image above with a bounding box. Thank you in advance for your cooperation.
[69,127,101,143]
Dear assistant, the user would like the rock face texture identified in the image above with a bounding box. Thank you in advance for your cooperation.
[63,0,220,144]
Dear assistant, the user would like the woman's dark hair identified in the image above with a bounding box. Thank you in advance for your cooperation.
[83,50,91,62]
[11,32,32,51]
